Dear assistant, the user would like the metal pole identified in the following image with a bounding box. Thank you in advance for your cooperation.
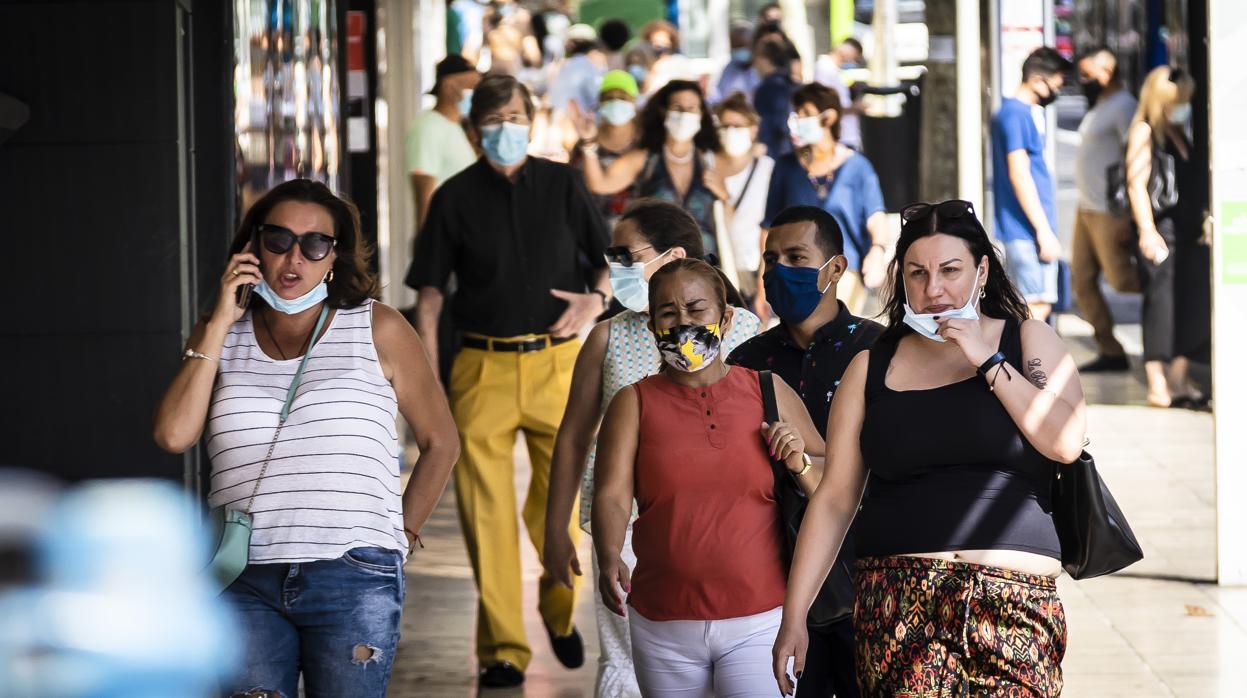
[957,0,984,211]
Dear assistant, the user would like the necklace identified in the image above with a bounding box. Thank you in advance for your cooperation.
[258,307,318,361]
[808,172,834,199]
[663,145,694,164]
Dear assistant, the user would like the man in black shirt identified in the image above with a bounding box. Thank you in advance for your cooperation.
[728,205,882,698]
[405,74,611,688]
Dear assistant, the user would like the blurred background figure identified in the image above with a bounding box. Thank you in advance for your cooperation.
[569,70,642,231]
[813,38,865,150]
[483,0,541,75]
[0,476,238,698]
[753,37,799,158]
[711,21,760,106]
[548,24,608,115]
[756,1,782,27]
[406,54,481,230]
[1071,46,1139,374]
[714,92,775,309]
[598,18,632,71]
[639,20,692,95]
[1127,65,1210,409]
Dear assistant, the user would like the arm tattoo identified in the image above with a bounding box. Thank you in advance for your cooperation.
[1027,358,1049,389]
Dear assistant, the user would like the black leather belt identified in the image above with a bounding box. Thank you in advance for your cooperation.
[462,334,573,353]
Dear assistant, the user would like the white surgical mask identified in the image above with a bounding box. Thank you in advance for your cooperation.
[598,99,637,126]
[608,249,670,313]
[720,126,753,157]
[1168,103,1191,124]
[901,270,983,342]
[790,114,826,147]
[664,111,702,143]
[253,278,330,315]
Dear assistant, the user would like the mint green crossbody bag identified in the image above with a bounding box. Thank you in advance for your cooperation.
[206,305,330,593]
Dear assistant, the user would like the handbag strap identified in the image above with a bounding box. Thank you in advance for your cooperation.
[243,303,331,514]
[732,157,759,211]
[759,369,779,424]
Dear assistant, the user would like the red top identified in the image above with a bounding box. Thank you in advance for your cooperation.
[627,366,787,621]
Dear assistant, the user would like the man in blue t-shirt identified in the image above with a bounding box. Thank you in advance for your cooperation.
[990,46,1071,321]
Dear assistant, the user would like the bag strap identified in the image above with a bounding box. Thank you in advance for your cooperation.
[759,369,779,424]
[244,303,331,514]
[732,158,760,211]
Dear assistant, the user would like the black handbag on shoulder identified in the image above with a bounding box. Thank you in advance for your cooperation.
[1051,450,1144,579]
[759,370,855,626]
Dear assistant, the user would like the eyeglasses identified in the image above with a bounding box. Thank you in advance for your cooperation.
[900,199,975,226]
[604,244,654,267]
[257,224,338,261]
[480,113,532,127]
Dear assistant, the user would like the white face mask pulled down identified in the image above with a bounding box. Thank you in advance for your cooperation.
[901,269,983,342]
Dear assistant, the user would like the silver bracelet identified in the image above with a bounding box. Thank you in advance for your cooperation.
[183,348,217,363]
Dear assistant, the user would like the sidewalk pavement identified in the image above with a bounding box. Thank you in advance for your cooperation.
[389,318,1242,697]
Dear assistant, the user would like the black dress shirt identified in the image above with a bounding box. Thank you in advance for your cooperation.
[727,301,883,436]
[405,156,609,337]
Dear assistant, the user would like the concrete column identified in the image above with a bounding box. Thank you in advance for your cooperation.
[1209,0,1247,585]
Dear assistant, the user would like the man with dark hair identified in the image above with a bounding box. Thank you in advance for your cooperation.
[405,54,480,229]
[753,38,798,157]
[1072,46,1139,372]
[406,72,611,688]
[728,204,882,698]
[598,17,631,69]
[991,46,1072,322]
[814,37,866,149]
[757,1,783,26]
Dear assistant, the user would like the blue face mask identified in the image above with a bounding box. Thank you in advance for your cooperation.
[628,64,647,86]
[480,122,530,166]
[457,88,474,116]
[253,278,329,315]
[608,249,670,313]
[731,47,752,64]
[763,259,834,324]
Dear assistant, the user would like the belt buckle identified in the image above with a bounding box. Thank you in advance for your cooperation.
[517,337,546,353]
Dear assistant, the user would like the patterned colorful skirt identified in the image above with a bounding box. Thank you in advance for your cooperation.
[853,556,1066,698]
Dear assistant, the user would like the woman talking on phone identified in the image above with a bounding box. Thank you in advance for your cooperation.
[153,179,459,697]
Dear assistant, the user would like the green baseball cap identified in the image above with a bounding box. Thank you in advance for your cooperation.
[599,70,639,98]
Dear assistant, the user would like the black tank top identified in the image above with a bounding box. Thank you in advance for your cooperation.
[856,318,1061,559]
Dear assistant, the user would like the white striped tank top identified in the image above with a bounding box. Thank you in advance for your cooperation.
[205,299,405,564]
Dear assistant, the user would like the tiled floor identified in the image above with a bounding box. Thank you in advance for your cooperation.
[388,318,1242,697]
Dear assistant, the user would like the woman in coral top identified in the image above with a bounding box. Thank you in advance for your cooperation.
[592,258,824,696]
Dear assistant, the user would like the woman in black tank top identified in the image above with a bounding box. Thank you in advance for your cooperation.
[771,201,1088,698]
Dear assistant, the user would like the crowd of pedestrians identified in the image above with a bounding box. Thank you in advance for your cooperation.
[152,5,1210,693]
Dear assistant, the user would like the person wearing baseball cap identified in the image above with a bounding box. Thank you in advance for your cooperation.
[406,54,481,228]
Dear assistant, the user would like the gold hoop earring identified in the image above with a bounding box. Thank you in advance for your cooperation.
[326,269,335,284]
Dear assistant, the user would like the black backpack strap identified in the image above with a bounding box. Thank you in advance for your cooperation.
[759,370,779,423]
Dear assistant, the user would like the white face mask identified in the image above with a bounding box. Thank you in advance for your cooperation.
[790,114,826,147]
[720,126,753,157]
[664,110,702,143]
[1168,103,1192,124]
[598,99,637,126]
[901,269,983,342]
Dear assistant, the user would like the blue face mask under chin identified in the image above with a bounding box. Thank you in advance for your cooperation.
[254,278,330,315]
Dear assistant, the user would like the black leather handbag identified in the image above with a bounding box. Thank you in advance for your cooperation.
[759,370,855,626]
[1051,450,1144,579]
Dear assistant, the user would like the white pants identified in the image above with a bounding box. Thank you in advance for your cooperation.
[628,606,783,698]
[592,526,642,698]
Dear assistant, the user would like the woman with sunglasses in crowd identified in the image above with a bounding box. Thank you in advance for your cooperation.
[153,179,459,697]
[573,79,729,258]
[542,199,760,697]
[592,257,823,696]
[773,200,1087,697]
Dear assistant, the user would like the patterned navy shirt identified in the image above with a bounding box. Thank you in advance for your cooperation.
[727,301,883,437]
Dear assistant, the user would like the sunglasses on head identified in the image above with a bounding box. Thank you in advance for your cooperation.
[901,199,975,226]
[604,244,654,267]
[256,224,337,261]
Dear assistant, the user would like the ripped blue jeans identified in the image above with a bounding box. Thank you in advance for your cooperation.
[222,547,405,698]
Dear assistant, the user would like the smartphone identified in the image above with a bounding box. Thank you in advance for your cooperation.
[235,227,259,308]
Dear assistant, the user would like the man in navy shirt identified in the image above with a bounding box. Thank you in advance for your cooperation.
[990,46,1071,321]
[729,205,882,698]
[753,39,798,158]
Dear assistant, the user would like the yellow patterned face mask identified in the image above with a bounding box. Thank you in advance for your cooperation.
[655,321,723,372]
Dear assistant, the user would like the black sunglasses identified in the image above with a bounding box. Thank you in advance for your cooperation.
[256,224,338,261]
[901,199,975,225]
[604,244,654,267]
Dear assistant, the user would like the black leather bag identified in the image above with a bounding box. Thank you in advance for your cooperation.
[759,370,854,626]
[1051,450,1144,579]
[1106,144,1178,216]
